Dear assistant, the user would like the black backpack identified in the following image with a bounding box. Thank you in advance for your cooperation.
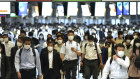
[19,48,36,65]
[134,53,140,68]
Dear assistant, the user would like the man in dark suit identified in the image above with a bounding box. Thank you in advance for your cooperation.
[10,36,24,79]
[40,41,63,79]
[0,43,11,79]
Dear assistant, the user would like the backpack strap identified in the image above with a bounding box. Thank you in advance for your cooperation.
[110,56,126,64]
[19,48,36,66]
[110,57,113,64]
[94,42,99,59]
[84,43,88,53]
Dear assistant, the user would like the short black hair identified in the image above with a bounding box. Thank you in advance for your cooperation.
[118,31,123,35]
[106,36,113,39]
[57,35,63,39]
[28,32,33,36]
[115,43,125,50]
[3,34,8,37]
[20,30,26,35]
[108,31,112,34]
[18,36,24,42]
[47,37,54,42]
[24,37,31,43]
[47,41,54,46]
[68,30,74,34]
[88,35,94,41]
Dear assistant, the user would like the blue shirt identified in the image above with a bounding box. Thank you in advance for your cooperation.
[15,48,42,76]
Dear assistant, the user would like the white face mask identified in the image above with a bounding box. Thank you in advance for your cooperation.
[48,46,53,52]
[58,40,63,44]
[17,42,22,47]
[24,45,31,50]
[99,44,104,47]
[133,35,138,39]
[126,40,131,43]
[135,43,140,47]
[4,38,8,42]
[117,51,124,58]
[85,36,88,40]
[39,36,43,39]
[120,35,123,38]
[0,38,4,42]
[68,36,74,41]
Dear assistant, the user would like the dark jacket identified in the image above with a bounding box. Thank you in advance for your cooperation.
[40,48,63,75]
[10,46,18,71]
[1,54,11,79]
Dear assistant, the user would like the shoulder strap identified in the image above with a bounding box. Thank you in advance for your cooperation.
[32,48,36,66]
[19,48,23,64]
[110,57,113,64]
[19,48,36,66]
[94,42,99,59]
[84,43,88,53]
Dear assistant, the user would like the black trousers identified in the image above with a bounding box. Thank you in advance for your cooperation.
[63,60,78,79]
[20,68,36,79]
[43,69,61,79]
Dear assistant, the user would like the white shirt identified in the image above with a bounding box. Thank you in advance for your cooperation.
[60,41,81,61]
[102,56,130,79]
[81,42,101,60]
[48,52,53,69]
[4,41,14,57]
[43,42,47,48]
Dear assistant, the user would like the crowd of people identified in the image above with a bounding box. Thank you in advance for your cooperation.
[0,23,140,79]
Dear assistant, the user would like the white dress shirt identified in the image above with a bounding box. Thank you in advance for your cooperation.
[60,41,81,61]
[102,56,130,79]
[48,51,53,69]
[4,41,14,57]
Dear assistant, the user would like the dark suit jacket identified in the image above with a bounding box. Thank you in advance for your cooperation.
[10,46,18,71]
[1,54,11,79]
[40,48,63,75]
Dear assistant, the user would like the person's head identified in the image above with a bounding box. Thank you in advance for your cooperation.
[56,32,62,36]
[133,38,140,54]
[24,37,31,50]
[88,35,94,44]
[74,30,78,35]
[47,41,54,52]
[3,34,9,43]
[107,31,112,36]
[17,36,24,47]
[39,33,44,40]
[57,35,63,45]
[118,31,123,38]
[28,32,33,38]
[125,35,131,44]
[47,34,52,38]
[106,36,113,43]
[47,37,54,43]
[115,44,125,58]
[20,30,26,37]
[67,30,74,41]
[84,31,89,40]
[133,32,139,39]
